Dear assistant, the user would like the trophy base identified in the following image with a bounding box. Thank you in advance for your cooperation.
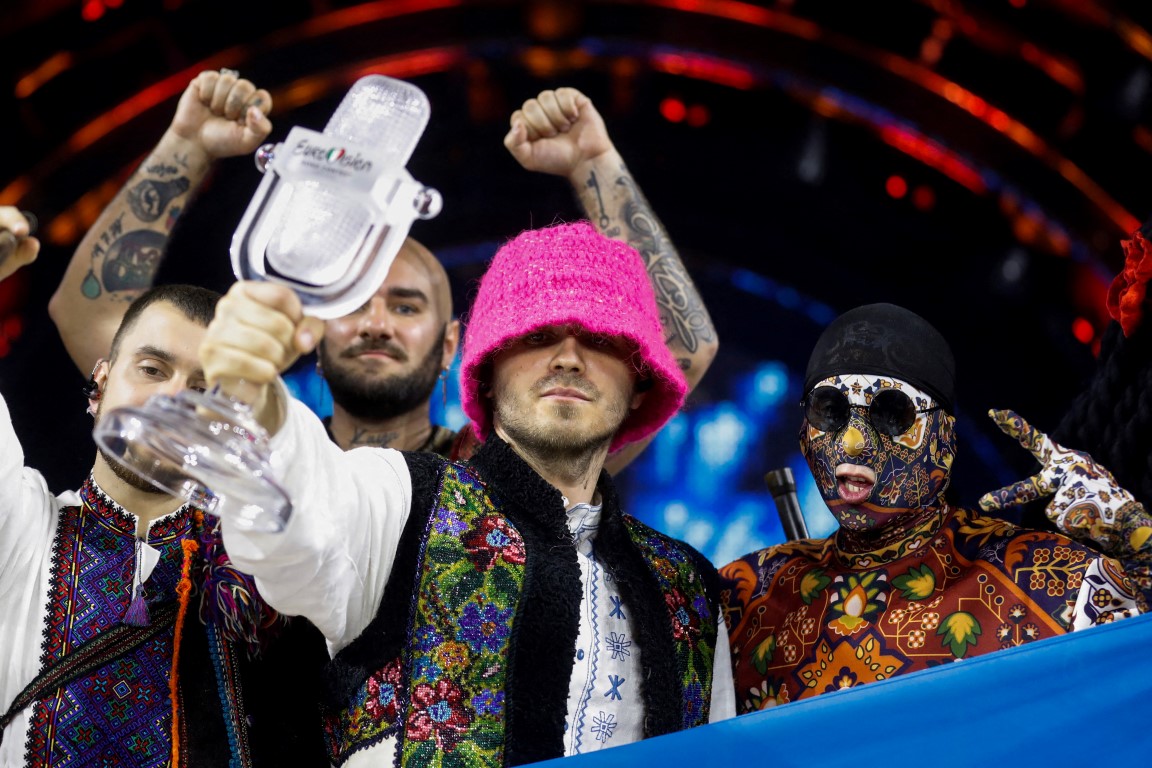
[92,389,292,533]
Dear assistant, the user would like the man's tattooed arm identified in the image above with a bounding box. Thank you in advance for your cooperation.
[49,139,210,375]
[503,86,719,472]
[575,162,717,371]
[49,69,273,375]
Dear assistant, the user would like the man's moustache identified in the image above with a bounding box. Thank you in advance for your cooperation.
[533,373,597,399]
[342,340,408,361]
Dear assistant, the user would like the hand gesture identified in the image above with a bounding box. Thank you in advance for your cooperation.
[0,207,39,282]
[169,69,273,161]
[978,409,1152,556]
[504,87,615,177]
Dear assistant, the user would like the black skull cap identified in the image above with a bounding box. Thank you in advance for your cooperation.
[804,303,955,414]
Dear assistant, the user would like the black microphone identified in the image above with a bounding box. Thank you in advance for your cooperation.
[764,467,809,542]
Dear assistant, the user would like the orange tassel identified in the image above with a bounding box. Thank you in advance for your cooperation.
[170,536,200,767]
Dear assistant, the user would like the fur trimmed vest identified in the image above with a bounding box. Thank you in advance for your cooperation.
[321,437,720,766]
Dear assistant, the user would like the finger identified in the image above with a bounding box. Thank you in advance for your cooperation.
[200,342,282,389]
[987,408,1053,463]
[214,281,302,344]
[553,87,587,122]
[0,207,33,236]
[295,317,325,355]
[224,79,256,121]
[211,70,238,114]
[191,70,219,106]
[977,474,1051,512]
[246,87,272,119]
[535,90,572,131]
[520,98,560,138]
[503,116,528,151]
[242,104,272,142]
[12,237,40,267]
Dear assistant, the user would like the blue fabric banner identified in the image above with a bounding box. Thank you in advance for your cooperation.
[534,612,1152,766]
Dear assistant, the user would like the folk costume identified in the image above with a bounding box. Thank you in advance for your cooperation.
[0,395,329,767]
[720,304,1145,713]
[221,222,735,768]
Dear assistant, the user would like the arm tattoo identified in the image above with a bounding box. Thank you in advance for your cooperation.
[101,231,168,293]
[127,176,190,222]
[612,175,716,356]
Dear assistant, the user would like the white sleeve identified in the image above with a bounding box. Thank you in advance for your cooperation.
[0,390,63,732]
[220,383,413,653]
[708,611,736,722]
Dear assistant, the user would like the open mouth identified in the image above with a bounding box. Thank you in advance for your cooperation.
[835,464,876,505]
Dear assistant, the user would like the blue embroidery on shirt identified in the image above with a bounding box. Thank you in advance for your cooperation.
[609,595,626,619]
[592,712,617,743]
[606,631,631,661]
[605,675,625,701]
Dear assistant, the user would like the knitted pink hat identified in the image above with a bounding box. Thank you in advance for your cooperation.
[461,221,687,453]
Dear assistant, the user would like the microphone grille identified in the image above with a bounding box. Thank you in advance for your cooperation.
[324,75,430,169]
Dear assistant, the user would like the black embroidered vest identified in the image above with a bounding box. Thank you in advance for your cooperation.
[321,438,720,767]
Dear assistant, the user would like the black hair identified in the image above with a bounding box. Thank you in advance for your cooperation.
[108,284,221,363]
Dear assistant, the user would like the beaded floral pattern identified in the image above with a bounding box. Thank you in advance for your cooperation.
[399,465,524,767]
[622,515,716,728]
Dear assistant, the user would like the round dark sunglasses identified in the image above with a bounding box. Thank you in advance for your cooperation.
[802,386,941,436]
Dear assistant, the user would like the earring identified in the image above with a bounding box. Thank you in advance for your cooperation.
[84,359,104,416]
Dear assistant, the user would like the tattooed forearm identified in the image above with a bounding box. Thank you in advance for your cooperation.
[128,176,190,222]
[648,259,714,355]
[588,171,715,357]
[100,231,167,293]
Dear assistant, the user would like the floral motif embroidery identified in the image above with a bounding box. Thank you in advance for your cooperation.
[463,516,526,571]
[408,679,473,752]
[401,465,522,768]
[622,515,717,729]
[323,658,404,762]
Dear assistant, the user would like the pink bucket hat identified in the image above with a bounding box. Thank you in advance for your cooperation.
[461,221,687,453]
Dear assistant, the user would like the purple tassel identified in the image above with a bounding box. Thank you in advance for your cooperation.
[123,584,151,626]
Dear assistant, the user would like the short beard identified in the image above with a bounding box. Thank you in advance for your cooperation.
[98,448,169,495]
[493,374,626,480]
[320,326,446,421]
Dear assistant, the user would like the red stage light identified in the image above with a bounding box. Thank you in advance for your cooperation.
[886,175,908,199]
[81,0,105,22]
[912,185,935,210]
[686,104,711,127]
[1072,317,1094,345]
[660,97,687,123]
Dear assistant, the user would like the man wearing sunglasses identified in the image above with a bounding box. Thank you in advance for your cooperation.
[719,302,1145,713]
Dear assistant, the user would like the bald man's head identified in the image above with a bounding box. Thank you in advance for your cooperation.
[317,236,460,421]
[397,237,453,323]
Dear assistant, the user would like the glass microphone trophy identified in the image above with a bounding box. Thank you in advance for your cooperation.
[93,75,443,532]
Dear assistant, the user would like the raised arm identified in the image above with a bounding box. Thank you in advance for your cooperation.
[504,87,719,472]
[49,69,272,375]
[200,281,409,648]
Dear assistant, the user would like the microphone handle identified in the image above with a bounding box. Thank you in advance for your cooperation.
[764,467,809,542]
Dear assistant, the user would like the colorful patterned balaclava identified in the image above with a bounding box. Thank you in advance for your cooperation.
[800,304,957,539]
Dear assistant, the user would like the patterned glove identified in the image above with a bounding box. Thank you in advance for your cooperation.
[978,409,1152,561]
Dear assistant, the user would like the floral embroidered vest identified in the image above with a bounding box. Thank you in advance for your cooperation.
[322,440,719,767]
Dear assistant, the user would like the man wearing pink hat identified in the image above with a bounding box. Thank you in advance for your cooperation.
[202,220,735,767]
